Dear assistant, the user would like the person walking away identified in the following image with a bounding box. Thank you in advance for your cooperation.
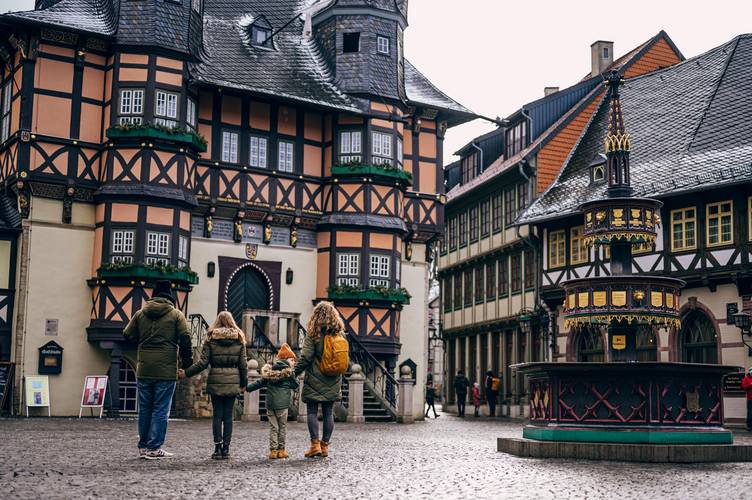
[472,382,481,417]
[124,280,192,460]
[294,301,349,459]
[246,343,299,459]
[425,381,439,419]
[453,370,469,417]
[485,370,499,417]
[741,368,752,430]
[180,311,248,460]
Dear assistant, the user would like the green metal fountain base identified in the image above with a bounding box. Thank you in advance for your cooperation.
[523,425,733,445]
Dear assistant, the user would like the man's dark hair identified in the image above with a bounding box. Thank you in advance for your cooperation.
[457,370,464,375]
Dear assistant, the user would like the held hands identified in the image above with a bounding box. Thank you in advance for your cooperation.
[239,386,246,393]
[178,369,186,379]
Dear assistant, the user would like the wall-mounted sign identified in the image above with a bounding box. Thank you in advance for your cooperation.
[45,319,59,336]
[723,372,745,395]
[79,375,108,418]
[38,341,63,375]
[612,335,626,350]
[25,375,50,416]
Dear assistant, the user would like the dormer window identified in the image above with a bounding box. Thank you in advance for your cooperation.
[343,33,361,53]
[589,154,606,184]
[249,17,273,47]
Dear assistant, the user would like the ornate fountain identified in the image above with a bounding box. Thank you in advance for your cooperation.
[507,73,740,451]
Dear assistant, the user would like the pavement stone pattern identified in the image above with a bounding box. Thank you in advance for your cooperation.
[2,413,752,499]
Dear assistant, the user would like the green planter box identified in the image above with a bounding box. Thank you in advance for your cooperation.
[106,126,207,153]
[332,164,413,183]
[98,265,199,285]
[327,288,410,305]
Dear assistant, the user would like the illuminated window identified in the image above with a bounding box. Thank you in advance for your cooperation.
[570,226,588,265]
[706,201,733,247]
[548,230,566,268]
[671,207,696,251]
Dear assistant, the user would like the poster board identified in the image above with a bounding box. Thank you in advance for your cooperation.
[79,375,108,418]
[0,362,14,415]
[25,375,50,417]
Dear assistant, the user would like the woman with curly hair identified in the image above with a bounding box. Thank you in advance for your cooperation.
[294,301,345,458]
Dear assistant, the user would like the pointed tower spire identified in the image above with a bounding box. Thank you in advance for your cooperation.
[604,71,632,197]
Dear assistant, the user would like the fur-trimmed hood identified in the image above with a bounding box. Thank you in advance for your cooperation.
[261,360,294,380]
[208,326,245,344]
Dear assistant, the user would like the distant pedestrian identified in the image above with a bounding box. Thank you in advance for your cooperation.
[453,370,469,417]
[741,368,752,430]
[295,301,349,459]
[124,280,192,460]
[425,381,439,419]
[484,370,499,417]
[472,382,481,417]
[246,343,299,460]
[180,311,248,460]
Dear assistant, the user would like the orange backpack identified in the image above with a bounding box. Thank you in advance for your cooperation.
[318,333,349,376]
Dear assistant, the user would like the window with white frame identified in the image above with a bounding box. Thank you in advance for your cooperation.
[369,254,390,287]
[377,36,390,55]
[339,131,362,163]
[111,230,135,264]
[372,131,393,165]
[178,235,189,266]
[146,232,170,265]
[249,135,268,168]
[1,80,11,143]
[154,90,178,128]
[337,253,360,286]
[397,137,403,169]
[118,89,144,125]
[221,131,238,163]
[186,97,197,131]
[278,140,294,172]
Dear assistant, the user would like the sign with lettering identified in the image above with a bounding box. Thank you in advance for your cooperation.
[723,372,745,395]
[612,335,626,350]
[25,375,50,416]
[45,319,59,336]
[79,375,108,418]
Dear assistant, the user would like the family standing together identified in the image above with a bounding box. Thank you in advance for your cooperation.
[123,280,347,461]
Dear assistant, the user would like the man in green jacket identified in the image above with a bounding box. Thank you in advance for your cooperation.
[124,280,192,460]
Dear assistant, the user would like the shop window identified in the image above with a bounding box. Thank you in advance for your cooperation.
[146,232,170,265]
[337,253,359,286]
[111,230,135,264]
[670,207,696,251]
[570,226,588,265]
[118,88,144,125]
[278,140,294,172]
[221,131,239,163]
[249,135,268,168]
[548,230,566,268]
[155,90,178,128]
[706,201,733,247]
[339,131,362,164]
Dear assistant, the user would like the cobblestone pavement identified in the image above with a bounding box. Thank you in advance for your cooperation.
[2,412,752,500]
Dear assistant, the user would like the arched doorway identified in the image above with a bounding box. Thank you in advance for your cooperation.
[119,359,138,414]
[635,326,658,361]
[574,326,605,362]
[225,265,271,324]
[679,310,718,364]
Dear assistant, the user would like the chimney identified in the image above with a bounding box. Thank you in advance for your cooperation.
[544,87,559,97]
[590,40,614,77]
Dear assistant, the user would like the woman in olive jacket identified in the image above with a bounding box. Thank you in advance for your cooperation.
[181,311,248,459]
[294,301,344,458]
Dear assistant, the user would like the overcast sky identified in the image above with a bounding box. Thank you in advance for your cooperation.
[5,0,752,164]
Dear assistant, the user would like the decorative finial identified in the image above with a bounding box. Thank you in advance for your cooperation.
[604,71,629,153]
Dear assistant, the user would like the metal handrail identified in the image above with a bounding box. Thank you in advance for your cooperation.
[347,332,399,412]
[248,319,277,366]
[188,313,209,351]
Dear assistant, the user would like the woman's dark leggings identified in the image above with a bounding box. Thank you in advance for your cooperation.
[306,402,334,442]
[211,394,236,445]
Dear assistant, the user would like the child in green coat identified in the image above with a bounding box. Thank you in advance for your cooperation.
[246,343,299,459]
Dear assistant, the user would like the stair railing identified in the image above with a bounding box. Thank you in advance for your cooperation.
[188,313,209,354]
[247,318,277,367]
[347,332,399,418]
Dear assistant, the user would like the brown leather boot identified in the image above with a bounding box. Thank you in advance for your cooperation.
[304,439,322,458]
[320,441,329,458]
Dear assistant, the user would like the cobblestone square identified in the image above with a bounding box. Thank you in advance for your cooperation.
[2,415,752,499]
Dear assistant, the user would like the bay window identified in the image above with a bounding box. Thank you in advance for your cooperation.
[154,90,178,128]
[118,88,144,125]
[186,97,197,131]
[111,230,135,264]
[372,131,393,165]
[337,253,359,286]
[146,232,170,265]
[339,131,362,163]
[369,254,390,287]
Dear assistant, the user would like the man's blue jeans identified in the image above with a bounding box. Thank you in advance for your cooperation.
[137,379,176,450]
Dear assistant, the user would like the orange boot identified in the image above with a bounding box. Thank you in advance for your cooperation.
[277,449,289,459]
[320,441,329,458]
[304,439,322,458]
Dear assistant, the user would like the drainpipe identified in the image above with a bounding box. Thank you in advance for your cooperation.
[470,141,483,177]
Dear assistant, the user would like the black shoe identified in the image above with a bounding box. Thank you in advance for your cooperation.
[212,443,222,460]
[221,443,230,460]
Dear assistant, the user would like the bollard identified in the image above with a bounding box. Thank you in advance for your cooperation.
[242,359,260,422]
[397,365,414,424]
[347,364,366,423]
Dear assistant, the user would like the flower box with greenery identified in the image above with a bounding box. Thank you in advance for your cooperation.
[327,285,411,304]
[331,161,413,183]
[106,123,208,152]
[98,262,199,284]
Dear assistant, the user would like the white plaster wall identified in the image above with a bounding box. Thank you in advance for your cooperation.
[21,199,109,416]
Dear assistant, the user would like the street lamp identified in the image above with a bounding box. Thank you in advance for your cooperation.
[519,312,533,335]
[732,311,752,355]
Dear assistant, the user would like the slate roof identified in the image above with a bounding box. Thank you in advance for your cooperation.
[518,34,752,224]
[404,59,475,117]
[1,0,118,36]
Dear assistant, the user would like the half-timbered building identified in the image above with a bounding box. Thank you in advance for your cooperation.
[438,32,683,417]
[519,34,752,425]
[0,0,474,417]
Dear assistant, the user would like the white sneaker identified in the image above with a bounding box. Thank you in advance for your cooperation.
[144,449,174,460]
